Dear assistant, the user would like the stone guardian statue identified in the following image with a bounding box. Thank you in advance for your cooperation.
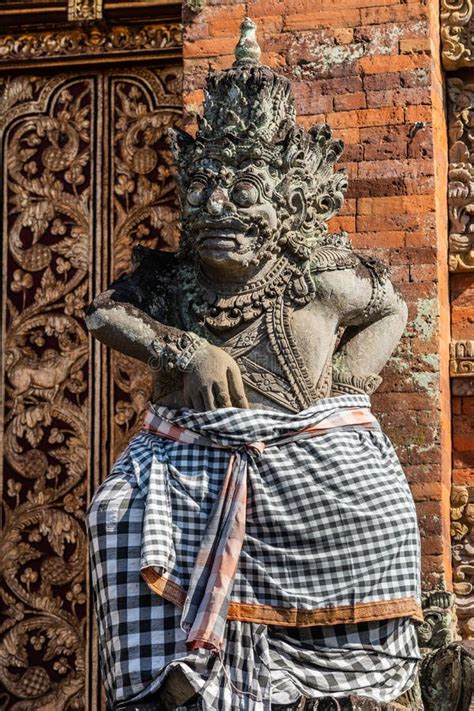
[86,18,421,711]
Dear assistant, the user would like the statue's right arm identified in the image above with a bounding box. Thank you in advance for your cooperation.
[86,287,192,367]
[85,260,248,409]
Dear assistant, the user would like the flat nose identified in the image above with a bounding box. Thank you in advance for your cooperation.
[206,188,229,216]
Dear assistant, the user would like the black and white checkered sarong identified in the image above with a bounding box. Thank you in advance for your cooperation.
[87,395,421,709]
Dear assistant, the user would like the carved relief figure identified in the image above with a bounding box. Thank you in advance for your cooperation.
[86,20,421,710]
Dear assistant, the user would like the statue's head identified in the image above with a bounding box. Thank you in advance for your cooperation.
[169,18,347,277]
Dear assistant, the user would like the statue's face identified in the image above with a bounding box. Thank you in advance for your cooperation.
[182,158,279,274]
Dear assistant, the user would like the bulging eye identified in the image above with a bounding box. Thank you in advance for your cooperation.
[231,181,259,208]
[187,180,207,207]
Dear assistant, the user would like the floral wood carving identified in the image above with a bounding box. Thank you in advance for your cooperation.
[0,67,182,709]
[451,485,474,638]
[447,77,474,272]
[0,75,92,711]
[110,70,181,458]
[441,0,474,70]
[0,24,182,70]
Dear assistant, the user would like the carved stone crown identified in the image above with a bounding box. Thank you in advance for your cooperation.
[195,20,295,166]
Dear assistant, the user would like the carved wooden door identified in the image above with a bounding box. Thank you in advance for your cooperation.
[0,4,182,708]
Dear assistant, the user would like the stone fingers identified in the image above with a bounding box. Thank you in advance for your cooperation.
[227,366,249,408]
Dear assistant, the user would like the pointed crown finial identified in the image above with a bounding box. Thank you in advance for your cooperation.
[234,17,261,65]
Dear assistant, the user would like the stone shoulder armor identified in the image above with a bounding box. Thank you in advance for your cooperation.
[310,234,391,322]
[310,232,389,277]
[310,232,358,273]
[311,246,359,273]
[109,246,180,324]
[356,253,391,322]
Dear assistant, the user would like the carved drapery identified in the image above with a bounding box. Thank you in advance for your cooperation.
[447,77,474,272]
[451,485,474,638]
[0,66,181,710]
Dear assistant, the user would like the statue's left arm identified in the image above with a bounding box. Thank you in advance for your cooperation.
[320,260,408,396]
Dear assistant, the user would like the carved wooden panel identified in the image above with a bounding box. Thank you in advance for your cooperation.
[447,77,474,272]
[0,23,181,71]
[0,1,69,30]
[0,66,182,710]
[109,69,181,458]
[0,0,180,30]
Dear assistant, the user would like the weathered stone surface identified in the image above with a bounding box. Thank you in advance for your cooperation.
[418,590,458,654]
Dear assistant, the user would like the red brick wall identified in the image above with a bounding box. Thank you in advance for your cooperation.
[182,0,452,591]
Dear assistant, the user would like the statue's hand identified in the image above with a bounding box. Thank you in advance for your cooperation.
[183,343,249,410]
